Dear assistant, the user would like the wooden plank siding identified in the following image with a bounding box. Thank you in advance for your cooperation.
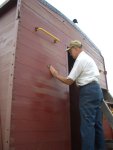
[20,0,107,89]
[0,4,18,150]
[0,0,108,150]
[10,1,71,150]
[0,106,3,150]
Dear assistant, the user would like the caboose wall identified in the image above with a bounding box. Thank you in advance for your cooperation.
[0,2,18,150]
[17,0,107,89]
[10,0,71,150]
[0,0,109,150]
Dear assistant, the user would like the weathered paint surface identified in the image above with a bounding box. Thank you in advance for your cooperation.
[0,5,18,150]
[0,0,109,150]
[10,0,71,150]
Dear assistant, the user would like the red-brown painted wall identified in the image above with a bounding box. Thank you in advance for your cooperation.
[0,4,17,150]
[103,116,113,140]
[10,1,71,150]
[0,116,3,150]
[0,0,109,150]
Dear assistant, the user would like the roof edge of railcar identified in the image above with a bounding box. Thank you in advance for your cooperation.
[0,0,17,17]
[0,0,102,56]
[39,0,102,55]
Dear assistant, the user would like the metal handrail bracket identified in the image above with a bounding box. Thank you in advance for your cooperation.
[35,27,60,43]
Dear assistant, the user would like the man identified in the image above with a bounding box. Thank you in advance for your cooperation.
[48,40,105,150]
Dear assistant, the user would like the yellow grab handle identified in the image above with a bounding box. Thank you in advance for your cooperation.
[35,27,60,43]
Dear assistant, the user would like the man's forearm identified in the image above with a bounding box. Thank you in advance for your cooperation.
[55,73,74,85]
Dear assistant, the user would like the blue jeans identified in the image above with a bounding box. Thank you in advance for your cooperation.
[79,82,106,150]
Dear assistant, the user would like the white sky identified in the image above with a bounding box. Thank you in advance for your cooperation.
[0,0,113,95]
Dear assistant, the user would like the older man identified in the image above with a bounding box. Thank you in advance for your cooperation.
[48,40,105,150]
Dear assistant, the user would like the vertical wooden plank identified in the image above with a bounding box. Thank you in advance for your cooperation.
[0,113,3,149]
[0,2,19,148]
[0,21,19,150]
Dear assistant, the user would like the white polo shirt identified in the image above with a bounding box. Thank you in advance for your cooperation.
[67,51,100,86]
